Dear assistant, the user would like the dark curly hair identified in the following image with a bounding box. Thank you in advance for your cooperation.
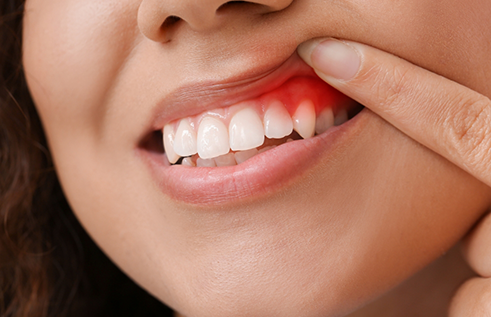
[0,1,173,316]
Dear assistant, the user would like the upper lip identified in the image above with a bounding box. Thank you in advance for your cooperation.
[149,51,317,131]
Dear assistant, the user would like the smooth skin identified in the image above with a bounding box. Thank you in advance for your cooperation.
[299,38,491,315]
[22,0,491,316]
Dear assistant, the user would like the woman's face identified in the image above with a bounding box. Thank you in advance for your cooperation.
[23,0,491,316]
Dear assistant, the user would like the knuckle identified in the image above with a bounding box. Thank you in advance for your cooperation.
[445,94,491,172]
[359,63,413,114]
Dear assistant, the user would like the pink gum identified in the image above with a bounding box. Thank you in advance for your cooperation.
[168,76,352,131]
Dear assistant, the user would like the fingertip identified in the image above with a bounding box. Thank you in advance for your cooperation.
[462,211,491,278]
[449,277,491,317]
[298,38,361,82]
[297,38,326,67]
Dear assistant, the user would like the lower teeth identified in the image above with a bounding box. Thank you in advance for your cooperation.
[173,131,299,167]
[175,139,284,167]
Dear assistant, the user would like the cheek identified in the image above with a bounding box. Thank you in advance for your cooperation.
[347,0,491,95]
[23,0,139,142]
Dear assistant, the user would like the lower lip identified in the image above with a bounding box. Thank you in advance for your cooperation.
[142,109,368,205]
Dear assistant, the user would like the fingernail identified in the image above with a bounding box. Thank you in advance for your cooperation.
[298,39,361,81]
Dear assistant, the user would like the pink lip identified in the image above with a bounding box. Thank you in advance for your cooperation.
[144,111,367,205]
[139,51,367,205]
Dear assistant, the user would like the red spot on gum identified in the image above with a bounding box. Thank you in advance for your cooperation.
[258,76,352,116]
[167,76,353,130]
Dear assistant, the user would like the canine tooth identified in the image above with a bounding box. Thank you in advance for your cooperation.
[182,157,195,167]
[263,101,293,139]
[229,107,264,151]
[334,109,348,126]
[315,108,335,135]
[173,119,198,157]
[163,124,180,164]
[292,100,316,139]
[197,116,230,159]
[234,149,258,164]
[196,158,216,167]
[214,152,237,167]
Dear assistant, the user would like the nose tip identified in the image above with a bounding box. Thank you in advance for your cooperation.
[138,0,294,42]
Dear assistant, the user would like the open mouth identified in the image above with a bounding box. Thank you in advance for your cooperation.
[139,52,366,204]
[145,76,363,167]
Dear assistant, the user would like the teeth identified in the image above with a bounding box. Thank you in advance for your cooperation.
[214,152,237,167]
[197,116,230,159]
[182,157,196,167]
[334,109,348,126]
[234,149,258,164]
[163,124,180,164]
[263,101,293,139]
[315,108,335,135]
[173,119,198,157]
[166,97,352,166]
[258,145,276,154]
[196,158,216,167]
[229,107,265,151]
[292,100,316,139]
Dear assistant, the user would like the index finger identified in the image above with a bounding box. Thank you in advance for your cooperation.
[298,38,491,187]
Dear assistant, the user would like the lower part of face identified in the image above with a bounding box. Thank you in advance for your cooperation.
[23,0,491,316]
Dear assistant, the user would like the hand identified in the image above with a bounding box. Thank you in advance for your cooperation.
[297,38,491,316]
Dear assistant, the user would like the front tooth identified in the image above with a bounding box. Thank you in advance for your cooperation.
[234,148,258,164]
[197,158,216,167]
[263,101,293,139]
[292,100,316,139]
[315,108,335,135]
[229,107,265,151]
[334,109,348,126]
[197,116,230,159]
[214,152,237,167]
[163,124,180,164]
[173,119,198,157]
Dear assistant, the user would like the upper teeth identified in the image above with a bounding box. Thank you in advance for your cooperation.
[197,116,230,159]
[229,107,265,151]
[163,99,349,165]
[315,108,335,135]
[264,100,293,139]
[173,118,197,157]
[292,99,316,139]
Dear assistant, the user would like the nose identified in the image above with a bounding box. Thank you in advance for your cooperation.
[138,0,294,42]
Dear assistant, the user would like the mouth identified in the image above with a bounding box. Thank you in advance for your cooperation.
[139,52,365,205]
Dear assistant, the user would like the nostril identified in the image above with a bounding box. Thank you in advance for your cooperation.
[217,1,256,12]
[217,0,291,15]
[154,15,181,42]
[218,1,246,9]
[162,15,181,29]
